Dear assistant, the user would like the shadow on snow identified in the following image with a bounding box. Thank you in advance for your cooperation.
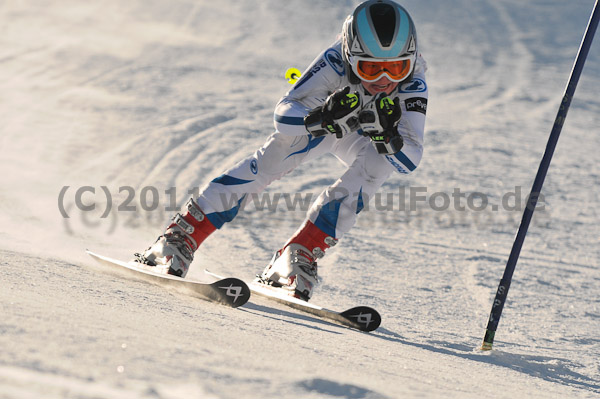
[375,327,600,394]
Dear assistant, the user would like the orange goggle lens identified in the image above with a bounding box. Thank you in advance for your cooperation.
[356,59,412,82]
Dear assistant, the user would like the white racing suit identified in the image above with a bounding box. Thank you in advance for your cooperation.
[196,40,428,240]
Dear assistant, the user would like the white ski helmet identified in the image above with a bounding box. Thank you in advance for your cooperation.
[341,0,418,85]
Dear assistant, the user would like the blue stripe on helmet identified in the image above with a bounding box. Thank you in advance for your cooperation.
[396,9,410,52]
[356,7,410,58]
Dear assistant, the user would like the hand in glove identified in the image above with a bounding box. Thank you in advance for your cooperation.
[304,86,361,138]
[359,93,403,154]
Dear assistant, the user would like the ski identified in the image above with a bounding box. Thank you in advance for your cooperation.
[205,270,381,332]
[87,251,250,308]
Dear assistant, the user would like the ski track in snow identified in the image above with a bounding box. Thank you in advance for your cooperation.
[1,0,599,398]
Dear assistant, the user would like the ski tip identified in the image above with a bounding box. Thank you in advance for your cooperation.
[210,277,251,308]
[204,269,223,280]
[340,306,382,332]
[86,249,103,259]
[86,249,101,259]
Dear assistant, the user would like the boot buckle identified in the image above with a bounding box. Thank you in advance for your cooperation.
[185,198,205,222]
[173,213,194,234]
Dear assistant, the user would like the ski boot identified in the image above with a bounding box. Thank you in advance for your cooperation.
[258,221,337,301]
[135,198,215,277]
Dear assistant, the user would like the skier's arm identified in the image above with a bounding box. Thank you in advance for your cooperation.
[274,46,344,136]
[273,98,314,136]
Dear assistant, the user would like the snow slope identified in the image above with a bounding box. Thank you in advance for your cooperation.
[1,0,599,398]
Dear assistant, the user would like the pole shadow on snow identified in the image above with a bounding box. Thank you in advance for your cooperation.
[233,294,599,394]
[373,327,600,394]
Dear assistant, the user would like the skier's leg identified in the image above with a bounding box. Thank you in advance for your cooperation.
[196,132,332,228]
[137,132,333,277]
[305,143,396,240]
[306,130,423,239]
[259,136,397,300]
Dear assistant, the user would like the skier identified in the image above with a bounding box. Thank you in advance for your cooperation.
[136,0,428,301]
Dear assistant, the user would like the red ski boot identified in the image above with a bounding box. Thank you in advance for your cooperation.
[258,221,338,301]
[136,198,215,277]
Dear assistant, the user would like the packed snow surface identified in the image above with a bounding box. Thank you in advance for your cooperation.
[1,1,599,398]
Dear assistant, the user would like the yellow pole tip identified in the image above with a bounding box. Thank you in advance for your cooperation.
[285,67,302,84]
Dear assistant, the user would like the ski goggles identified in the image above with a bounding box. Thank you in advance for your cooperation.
[351,55,415,83]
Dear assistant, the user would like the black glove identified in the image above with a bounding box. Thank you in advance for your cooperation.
[304,86,361,139]
[358,93,403,154]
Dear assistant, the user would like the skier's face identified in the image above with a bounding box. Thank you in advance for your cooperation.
[361,76,399,96]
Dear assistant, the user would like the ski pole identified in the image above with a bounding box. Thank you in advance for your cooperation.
[482,0,599,351]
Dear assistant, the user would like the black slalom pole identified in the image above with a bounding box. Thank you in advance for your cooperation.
[482,0,600,351]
